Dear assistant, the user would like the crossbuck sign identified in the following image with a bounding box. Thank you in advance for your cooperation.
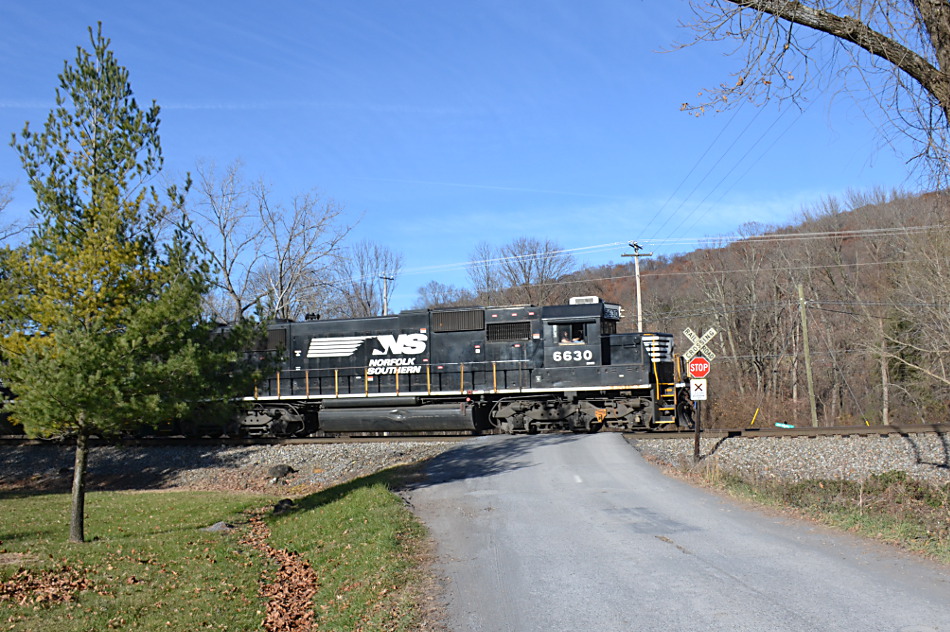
[682,327,718,361]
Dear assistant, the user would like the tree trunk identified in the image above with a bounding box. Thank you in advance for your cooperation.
[791,325,799,403]
[69,431,89,543]
[725,324,745,395]
[880,319,890,425]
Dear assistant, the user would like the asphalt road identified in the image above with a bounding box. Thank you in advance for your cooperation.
[405,433,950,632]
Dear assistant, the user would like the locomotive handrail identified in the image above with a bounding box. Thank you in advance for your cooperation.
[256,359,534,400]
[268,358,530,375]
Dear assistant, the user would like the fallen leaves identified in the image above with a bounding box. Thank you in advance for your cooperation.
[0,552,41,567]
[0,565,94,606]
[242,513,319,632]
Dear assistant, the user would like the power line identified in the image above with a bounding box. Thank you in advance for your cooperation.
[671,108,806,239]
[398,223,946,283]
[640,101,761,239]
[654,106,801,242]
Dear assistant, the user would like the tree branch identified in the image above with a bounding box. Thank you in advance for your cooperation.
[727,0,950,118]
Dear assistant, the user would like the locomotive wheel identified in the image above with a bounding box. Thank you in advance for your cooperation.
[676,400,695,430]
[493,419,513,434]
[587,422,603,434]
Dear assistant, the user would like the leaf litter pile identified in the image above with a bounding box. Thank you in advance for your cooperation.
[0,564,96,606]
[243,509,320,632]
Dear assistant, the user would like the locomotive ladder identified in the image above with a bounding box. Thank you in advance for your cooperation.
[651,358,678,425]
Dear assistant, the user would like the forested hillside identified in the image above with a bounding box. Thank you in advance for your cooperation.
[576,190,950,428]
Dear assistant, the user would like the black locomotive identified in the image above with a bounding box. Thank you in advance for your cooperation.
[238,296,693,436]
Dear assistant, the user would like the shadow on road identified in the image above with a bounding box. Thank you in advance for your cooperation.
[400,433,588,491]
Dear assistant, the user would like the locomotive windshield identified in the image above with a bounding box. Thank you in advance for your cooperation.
[554,323,588,344]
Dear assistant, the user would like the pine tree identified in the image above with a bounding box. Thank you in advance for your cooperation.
[1,24,259,542]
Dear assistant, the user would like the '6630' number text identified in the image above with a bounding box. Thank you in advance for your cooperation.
[552,349,594,362]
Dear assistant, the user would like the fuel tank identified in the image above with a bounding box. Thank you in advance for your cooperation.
[318,402,476,432]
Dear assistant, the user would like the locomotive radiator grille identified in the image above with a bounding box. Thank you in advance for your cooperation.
[487,321,531,342]
[642,334,674,362]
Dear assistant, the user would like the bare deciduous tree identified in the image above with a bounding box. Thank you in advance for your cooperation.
[0,182,11,214]
[467,241,504,305]
[191,161,255,321]
[252,180,348,321]
[683,1,950,184]
[0,182,30,244]
[413,280,476,309]
[468,237,576,306]
[883,194,950,394]
[190,161,349,321]
[499,237,576,305]
[325,240,404,318]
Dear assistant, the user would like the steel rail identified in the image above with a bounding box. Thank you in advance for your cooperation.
[3,424,947,446]
[629,423,950,440]
[0,433,477,447]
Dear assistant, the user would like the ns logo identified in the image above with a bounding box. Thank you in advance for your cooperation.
[373,333,427,355]
[306,332,428,359]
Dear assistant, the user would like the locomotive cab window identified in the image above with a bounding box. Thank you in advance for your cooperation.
[555,323,587,344]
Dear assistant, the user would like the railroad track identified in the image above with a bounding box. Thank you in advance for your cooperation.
[0,432,478,447]
[2,424,947,447]
[629,423,950,440]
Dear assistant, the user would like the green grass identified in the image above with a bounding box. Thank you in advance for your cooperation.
[0,490,273,631]
[266,469,434,632]
[705,469,950,563]
[0,465,438,631]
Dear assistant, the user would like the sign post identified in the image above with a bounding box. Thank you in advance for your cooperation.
[690,376,708,463]
[683,328,717,464]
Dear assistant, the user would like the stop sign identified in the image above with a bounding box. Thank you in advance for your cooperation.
[688,357,711,378]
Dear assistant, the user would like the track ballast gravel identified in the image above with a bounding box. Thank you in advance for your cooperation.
[634,433,950,485]
[0,442,456,494]
[1,432,948,495]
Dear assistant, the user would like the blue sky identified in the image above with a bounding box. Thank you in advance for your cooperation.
[0,1,917,310]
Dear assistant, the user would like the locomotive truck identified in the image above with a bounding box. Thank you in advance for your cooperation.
[237,296,694,436]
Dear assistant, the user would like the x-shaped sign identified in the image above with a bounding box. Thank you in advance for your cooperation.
[683,327,717,361]
[690,378,707,400]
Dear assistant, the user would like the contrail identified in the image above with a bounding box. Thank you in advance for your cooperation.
[353,176,628,200]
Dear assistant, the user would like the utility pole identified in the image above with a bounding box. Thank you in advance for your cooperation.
[621,241,652,332]
[380,274,395,316]
[798,284,819,427]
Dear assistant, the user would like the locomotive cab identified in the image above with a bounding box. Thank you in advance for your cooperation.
[486,298,685,434]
